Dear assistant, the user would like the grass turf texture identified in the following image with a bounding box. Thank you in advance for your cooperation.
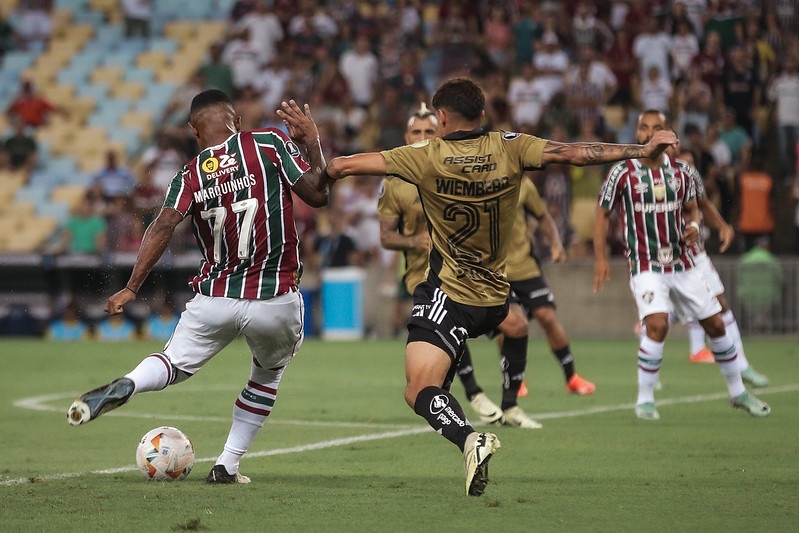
[1,337,797,532]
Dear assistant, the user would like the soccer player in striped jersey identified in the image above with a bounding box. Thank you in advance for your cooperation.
[673,150,768,385]
[67,91,332,484]
[318,77,679,496]
[594,109,770,420]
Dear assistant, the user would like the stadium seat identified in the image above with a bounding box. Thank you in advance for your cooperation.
[123,67,154,84]
[110,81,146,101]
[89,66,124,87]
[136,50,169,71]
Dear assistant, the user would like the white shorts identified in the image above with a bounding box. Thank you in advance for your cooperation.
[163,291,304,375]
[629,269,721,324]
[691,251,725,296]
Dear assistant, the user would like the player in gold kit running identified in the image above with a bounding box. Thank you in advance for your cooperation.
[295,78,678,497]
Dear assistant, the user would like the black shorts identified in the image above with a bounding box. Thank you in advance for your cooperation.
[508,276,556,319]
[407,280,509,360]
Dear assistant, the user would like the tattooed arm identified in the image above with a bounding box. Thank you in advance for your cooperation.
[542,130,678,167]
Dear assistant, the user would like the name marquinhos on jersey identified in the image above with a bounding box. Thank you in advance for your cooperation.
[442,154,497,173]
[193,174,257,203]
[435,176,509,197]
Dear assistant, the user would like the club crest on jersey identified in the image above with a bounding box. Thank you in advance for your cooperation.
[286,140,301,157]
[641,290,655,304]
[667,175,681,192]
[503,132,521,140]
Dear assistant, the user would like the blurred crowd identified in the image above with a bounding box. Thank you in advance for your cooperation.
[3,0,799,334]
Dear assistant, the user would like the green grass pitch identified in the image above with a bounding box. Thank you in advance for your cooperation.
[1,336,797,532]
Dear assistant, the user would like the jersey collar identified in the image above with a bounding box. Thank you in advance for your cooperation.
[441,127,486,141]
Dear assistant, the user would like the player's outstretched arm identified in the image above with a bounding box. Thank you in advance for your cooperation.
[277,100,330,208]
[542,130,678,167]
[593,206,612,293]
[326,152,387,180]
[105,207,184,315]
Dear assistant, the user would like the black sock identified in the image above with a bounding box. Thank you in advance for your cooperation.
[456,345,483,400]
[553,345,575,382]
[414,386,474,451]
[500,336,528,410]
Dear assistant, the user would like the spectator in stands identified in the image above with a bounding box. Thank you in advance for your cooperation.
[511,0,541,70]
[104,195,143,255]
[768,55,799,182]
[3,116,37,174]
[533,30,570,105]
[95,313,137,341]
[313,207,362,268]
[130,167,161,228]
[234,0,283,67]
[339,34,379,109]
[335,174,383,265]
[482,4,512,71]
[571,0,614,53]
[254,54,292,113]
[0,11,18,62]
[287,0,338,41]
[605,26,636,106]
[233,84,267,131]
[637,64,674,113]
[138,130,185,192]
[632,14,671,83]
[161,70,207,128]
[675,66,713,136]
[46,300,90,341]
[507,62,547,132]
[222,26,262,93]
[120,0,152,39]
[16,0,52,52]
[228,0,256,23]
[670,19,699,81]
[718,108,752,170]
[61,195,107,256]
[721,45,760,137]
[89,150,136,205]
[199,42,235,97]
[386,52,427,109]
[737,157,776,251]
[691,30,725,98]
[6,79,57,129]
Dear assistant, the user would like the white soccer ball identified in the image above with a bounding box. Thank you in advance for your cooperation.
[135,426,195,481]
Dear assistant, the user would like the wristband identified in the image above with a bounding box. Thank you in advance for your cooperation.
[125,285,138,295]
[687,221,700,232]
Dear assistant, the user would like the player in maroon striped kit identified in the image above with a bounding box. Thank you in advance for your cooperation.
[67,91,332,484]
[593,109,770,420]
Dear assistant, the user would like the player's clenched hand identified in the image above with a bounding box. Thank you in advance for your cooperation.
[276,100,319,146]
[718,223,734,253]
[645,130,679,160]
[105,288,135,315]
[593,258,611,293]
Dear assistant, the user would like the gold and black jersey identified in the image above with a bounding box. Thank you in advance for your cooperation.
[377,176,429,294]
[381,128,547,306]
[505,177,547,281]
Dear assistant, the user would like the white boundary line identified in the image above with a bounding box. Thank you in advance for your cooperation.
[3,384,797,487]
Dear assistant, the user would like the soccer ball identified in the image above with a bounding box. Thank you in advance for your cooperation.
[135,426,195,481]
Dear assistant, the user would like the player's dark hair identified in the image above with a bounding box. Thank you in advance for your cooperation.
[190,89,233,118]
[432,77,485,122]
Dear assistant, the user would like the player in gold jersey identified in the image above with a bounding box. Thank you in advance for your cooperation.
[319,78,677,497]
[379,104,539,429]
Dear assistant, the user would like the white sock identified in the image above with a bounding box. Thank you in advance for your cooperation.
[124,353,172,394]
[216,365,285,474]
[687,320,706,354]
[216,418,261,474]
[722,310,750,370]
[637,336,664,404]
[709,334,746,398]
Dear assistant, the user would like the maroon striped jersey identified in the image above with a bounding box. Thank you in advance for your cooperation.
[163,128,310,299]
[599,154,696,275]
